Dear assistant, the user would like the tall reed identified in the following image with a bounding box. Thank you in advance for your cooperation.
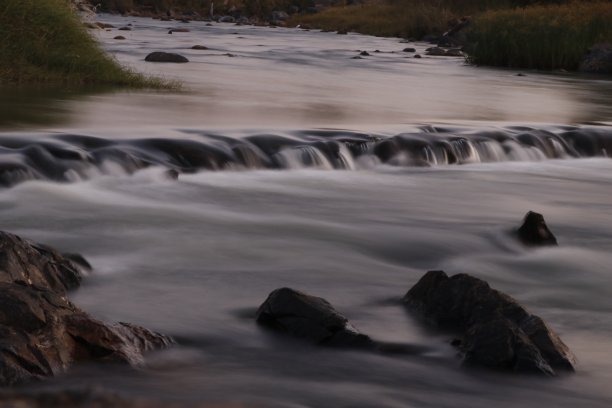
[467,1,612,70]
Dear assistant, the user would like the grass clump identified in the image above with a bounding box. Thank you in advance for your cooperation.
[466,1,612,70]
[0,0,173,86]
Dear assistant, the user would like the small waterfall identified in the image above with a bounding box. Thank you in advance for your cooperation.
[275,146,334,170]
[0,125,610,187]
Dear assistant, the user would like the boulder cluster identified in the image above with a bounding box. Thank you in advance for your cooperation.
[256,211,576,376]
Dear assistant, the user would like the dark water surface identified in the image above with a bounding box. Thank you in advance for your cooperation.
[2,14,612,408]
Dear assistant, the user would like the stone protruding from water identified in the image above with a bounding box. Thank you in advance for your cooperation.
[145,52,189,63]
[0,283,172,385]
[0,231,86,293]
[0,231,173,386]
[403,271,576,376]
[256,287,373,348]
[517,211,558,247]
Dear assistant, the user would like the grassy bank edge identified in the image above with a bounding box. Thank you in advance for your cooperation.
[0,0,179,88]
[289,0,612,72]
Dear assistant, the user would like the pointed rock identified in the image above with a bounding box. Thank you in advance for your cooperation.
[256,288,373,349]
[403,271,575,375]
[517,211,558,247]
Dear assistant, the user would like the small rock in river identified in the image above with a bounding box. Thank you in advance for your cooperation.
[256,287,374,349]
[516,211,558,247]
[145,52,189,63]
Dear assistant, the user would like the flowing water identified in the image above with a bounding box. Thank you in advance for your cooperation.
[2,14,612,407]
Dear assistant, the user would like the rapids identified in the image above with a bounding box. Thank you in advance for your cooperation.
[1,14,612,408]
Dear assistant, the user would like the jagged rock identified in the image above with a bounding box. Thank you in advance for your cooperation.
[516,211,558,247]
[145,52,189,63]
[0,231,85,294]
[403,270,575,375]
[579,43,612,75]
[256,288,373,348]
[0,282,172,385]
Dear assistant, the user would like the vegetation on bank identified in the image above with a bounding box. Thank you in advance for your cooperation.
[467,1,612,70]
[289,0,512,39]
[290,0,612,71]
[0,0,171,86]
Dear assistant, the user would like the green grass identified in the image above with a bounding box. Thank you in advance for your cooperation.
[466,1,612,70]
[0,0,175,86]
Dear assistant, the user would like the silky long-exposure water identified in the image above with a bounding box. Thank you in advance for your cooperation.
[2,14,612,407]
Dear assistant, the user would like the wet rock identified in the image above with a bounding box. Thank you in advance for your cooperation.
[0,231,84,293]
[445,48,464,57]
[516,211,558,247]
[579,43,612,75]
[118,27,132,31]
[403,270,575,375]
[337,30,348,35]
[219,16,235,23]
[0,282,172,385]
[191,45,209,50]
[145,52,189,63]
[360,51,370,56]
[113,36,126,40]
[168,28,190,33]
[414,54,422,59]
[403,47,416,53]
[256,288,374,348]
[425,47,448,56]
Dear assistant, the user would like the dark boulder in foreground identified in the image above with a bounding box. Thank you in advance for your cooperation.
[516,211,558,247]
[145,52,189,63]
[256,288,373,349]
[0,231,172,385]
[0,231,85,293]
[579,43,612,75]
[403,271,576,375]
[0,282,172,385]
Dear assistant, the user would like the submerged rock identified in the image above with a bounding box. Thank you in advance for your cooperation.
[0,231,85,293]
[145,52,189,63]
[256,288,373,348]
[403,270,575,375]
[516,211,558,247]
[0,282,172,385]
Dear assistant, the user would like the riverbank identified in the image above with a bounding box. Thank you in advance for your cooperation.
[0,0,171,86]
[290,0,612,73]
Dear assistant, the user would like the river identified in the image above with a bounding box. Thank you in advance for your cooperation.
[2,14,612,407]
